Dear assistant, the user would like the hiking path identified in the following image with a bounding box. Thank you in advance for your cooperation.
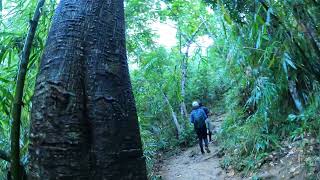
[156,114,241,180]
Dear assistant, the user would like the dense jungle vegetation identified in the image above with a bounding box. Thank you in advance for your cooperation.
[0,0,319,179]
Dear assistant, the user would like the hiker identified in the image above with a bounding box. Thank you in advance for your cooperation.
[190,101,211,154]
[199,102,213,142]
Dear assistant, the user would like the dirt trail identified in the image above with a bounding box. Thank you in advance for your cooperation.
[157,114,240,180]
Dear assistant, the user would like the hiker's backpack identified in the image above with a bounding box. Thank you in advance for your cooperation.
[192,109,207,129]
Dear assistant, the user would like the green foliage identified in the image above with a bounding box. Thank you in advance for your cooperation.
[0,0,319,178]
[0,0,56,177]
[206,0,320,173]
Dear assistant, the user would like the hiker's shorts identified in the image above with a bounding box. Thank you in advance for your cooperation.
[195,128,207,138]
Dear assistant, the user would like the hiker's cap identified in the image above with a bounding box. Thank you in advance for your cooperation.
[192,101,199,107]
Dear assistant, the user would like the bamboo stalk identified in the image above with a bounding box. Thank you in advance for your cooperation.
[10,0,45,179]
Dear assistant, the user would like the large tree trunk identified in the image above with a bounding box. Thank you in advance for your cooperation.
[28,0,147,179]
[10,1,45,179]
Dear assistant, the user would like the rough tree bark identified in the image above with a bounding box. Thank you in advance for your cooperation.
[10,0,45,179]
[28,0,147,179]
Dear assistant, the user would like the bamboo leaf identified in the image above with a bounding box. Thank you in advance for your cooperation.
[0,86,13,101]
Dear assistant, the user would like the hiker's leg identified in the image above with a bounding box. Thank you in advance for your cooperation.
[201,128,209,146]
[208,130,212,142]
[203,133,209,146]
[202,130,211,153]
[201,128,210,153]
[199,137,204,151]
[196,130,204,153]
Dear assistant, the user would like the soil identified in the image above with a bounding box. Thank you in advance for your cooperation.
[156,113,318,180]
[156,114,241,180]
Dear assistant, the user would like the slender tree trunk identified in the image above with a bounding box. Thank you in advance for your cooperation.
[179,31,189,120]
[180,56,188,119]
[288,79,304,112]
[178,31,188,120]
[163,93,182,138]
[178,23,204,120]
[28,0,147,179]
[0,0,2,19]
[10,1,45,179]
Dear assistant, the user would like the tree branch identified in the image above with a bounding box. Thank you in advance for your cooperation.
[199,16,215,39]
[10,0,45,179]
[179,21,205,60]
[182,21,205,47]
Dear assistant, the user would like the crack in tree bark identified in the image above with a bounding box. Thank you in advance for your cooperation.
[28,0,147,179]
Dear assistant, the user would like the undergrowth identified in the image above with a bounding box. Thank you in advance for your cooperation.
[140,121,197,179]
[218,80,320,174]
